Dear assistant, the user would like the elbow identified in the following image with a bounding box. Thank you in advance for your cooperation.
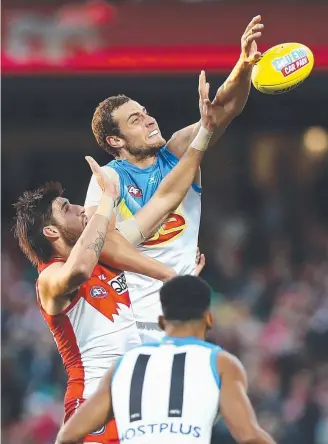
[55,431,71,444]
[238,425,269,444]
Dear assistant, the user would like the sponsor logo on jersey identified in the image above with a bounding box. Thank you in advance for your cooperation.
[98,274,107,281]
[272,48,309,77]
[90,286,108,298]
[108,271,128,295]
[120,423,201,441]
[128,185,142,198]
[143,212,187,247]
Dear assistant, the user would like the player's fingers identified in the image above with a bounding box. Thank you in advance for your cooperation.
[198,70,206,100]
[196,247,200,264]
[244,15,261,33]
[206,82,210,99]
[85,156,99,174]
[243,24,263,42]
[195,254,206,276]
[244,32,262,47]
[199,253,206,267]
[252,51,262,62]
[203,99,211,116]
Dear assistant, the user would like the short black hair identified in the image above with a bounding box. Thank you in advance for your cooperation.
[13,182,63,266]
[160,275,211,322]
[92,94,131,156]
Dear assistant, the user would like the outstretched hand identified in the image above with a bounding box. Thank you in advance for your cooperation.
[198,70,217,131]
[240,15,263,65]
[86,156,119,201]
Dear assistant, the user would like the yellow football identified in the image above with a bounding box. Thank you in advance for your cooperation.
[252,43,314,94]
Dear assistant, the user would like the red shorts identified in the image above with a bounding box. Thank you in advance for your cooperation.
[65,398,119,444]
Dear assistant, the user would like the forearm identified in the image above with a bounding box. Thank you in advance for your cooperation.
[66,194,113,274]
[241,427,276,444]
[158,146,204,200]
[216,58,253,115]
[100,229,176,281]
[136,127,212,237]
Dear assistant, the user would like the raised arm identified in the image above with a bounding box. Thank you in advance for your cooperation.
[218,351,276,444]
[101,228,176,281]
[167,15,264,158]
[38,157,118,302]
[56,367,115,444]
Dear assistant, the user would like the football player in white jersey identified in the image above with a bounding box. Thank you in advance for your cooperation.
[55,275,276,444]
[85,16,264,342]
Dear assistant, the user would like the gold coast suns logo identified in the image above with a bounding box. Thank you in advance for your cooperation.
[143,212,187,247]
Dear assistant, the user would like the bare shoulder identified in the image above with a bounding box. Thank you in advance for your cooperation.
[217,350,247,383]
[38,261,65,291]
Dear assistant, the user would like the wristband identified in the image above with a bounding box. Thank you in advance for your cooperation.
[191,126,213,152]
[95,194,114,220]
[116,218,145,246]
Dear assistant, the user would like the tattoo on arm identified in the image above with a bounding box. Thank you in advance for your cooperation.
[87,231,105,259]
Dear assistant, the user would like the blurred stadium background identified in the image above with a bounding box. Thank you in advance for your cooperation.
[2,0,328,443]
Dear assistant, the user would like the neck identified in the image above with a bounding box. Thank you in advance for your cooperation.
[165,322,206,341]
[52,241,72,261]
[119,152,157,168]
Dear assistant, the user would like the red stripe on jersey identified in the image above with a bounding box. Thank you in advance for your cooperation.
[48,313,85,403]
[36,281,85,403]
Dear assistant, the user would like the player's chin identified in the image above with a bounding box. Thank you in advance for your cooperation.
[148,135,166,149]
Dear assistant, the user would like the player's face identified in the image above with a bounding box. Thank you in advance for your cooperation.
[112,101,166,159]
[51,197,88,246]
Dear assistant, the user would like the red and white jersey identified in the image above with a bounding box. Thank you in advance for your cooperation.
[36,259,141,407]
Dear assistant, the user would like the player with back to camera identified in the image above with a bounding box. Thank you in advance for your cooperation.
[85,16,264,343]
[13,91,216,444]
[55,275,277,444]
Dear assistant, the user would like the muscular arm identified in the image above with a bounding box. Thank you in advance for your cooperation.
[218,351,276,444]
[102,226,176,281]
[134,139,205,238]
[85,207,176,281]
[167,59,252,159]
[56,367,114,444]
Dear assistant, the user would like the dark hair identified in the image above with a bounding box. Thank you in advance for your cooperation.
[160,275,211,322]
[13,182,63,266]
[92,94,131,156]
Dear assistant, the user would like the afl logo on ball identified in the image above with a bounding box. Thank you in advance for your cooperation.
[90,286,108,299]
[128,185,142,198]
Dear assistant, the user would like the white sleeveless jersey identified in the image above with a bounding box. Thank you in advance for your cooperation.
[111,336,221,444]
[37,261,141,408]
[85,146,201,327]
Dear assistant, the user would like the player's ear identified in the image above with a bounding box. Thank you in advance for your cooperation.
[205,311,214,330]
[43,225,60,241]
[158,315,165,331]
[106,135,125,150]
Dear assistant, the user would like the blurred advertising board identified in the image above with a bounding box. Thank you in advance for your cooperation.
[2,1,328,74]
